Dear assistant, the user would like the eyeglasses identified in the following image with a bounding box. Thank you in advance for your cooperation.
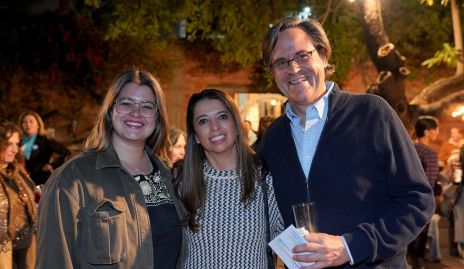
[114,98,158,118]
[270,49,317,73]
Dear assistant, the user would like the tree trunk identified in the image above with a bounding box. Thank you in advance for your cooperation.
[357,0,411,125]
[451,0,463,75]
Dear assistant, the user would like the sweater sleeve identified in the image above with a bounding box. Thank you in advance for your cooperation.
[342,99,435,265]
[266,173,284,239]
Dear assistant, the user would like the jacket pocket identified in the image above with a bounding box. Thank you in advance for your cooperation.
[84,199,128,264]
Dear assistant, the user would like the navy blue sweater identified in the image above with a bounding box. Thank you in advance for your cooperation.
[258,84,434,268]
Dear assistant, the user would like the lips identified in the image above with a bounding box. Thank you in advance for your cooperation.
[210,134,225,142]
[124,121,144,128]
[288,76,308,85]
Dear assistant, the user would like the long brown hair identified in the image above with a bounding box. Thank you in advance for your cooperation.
[0,120,26,167]
[177,89,260,232]
[84,68,169,159]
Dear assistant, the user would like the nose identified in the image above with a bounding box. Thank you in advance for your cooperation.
[129,103,143,116]
[179,147,185,157]
[10,144,19,154]
[287,60,301,74]
[210,119,219,131]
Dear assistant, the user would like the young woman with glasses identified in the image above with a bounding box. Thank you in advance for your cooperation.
[36,69,185,269]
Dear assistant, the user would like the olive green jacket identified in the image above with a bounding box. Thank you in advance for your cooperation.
[36,145,186,269]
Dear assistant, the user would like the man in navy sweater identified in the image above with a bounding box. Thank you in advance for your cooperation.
[258,17,434,268]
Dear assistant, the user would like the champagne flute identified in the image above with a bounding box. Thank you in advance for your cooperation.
[292,202,318,234]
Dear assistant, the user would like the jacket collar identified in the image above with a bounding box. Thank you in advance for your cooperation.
[95,144,156,170]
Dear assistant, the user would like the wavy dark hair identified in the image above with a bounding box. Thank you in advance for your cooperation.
[175,89,261,232]
[0,120,24,165]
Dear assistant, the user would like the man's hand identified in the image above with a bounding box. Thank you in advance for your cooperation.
[292,233,350,268]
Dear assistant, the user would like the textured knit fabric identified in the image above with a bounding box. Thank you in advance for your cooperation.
[414,142,439,188]
[134,160,181,269]
[183,162,283,269]
[258,83,435,268]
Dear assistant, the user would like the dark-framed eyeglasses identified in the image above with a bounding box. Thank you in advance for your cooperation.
[270,49,317,73]
[114,98,158,118]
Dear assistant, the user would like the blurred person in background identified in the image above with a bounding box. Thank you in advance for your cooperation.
[0,120,37,269]
[252,116,275,150]
[167,126,186,165]
[244,120,257,145]
[439,127,464,166]
[409,116,440,267]
[443,148,464,259]
[19,111,70,186]
[36,69,184,269]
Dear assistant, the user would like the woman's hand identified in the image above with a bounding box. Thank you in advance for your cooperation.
[42,163,54,172]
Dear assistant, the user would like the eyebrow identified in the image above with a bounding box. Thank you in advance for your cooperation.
[272,49,315,61]
[194,110,229,122]
[118,97,156,104]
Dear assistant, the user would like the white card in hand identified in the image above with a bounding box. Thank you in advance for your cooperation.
[268,225,316,269]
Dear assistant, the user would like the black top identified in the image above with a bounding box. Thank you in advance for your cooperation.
[133,160,182,269]
[24,135,70,185]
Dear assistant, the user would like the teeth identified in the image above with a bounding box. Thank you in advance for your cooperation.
[288,77,307,85]
[210,135,225,142]
[126,121,143,127]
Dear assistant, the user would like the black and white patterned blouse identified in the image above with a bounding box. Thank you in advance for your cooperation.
[133,160,181,269]
[184,162,284,269]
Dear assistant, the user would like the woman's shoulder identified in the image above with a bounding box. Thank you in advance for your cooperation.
[48,151,95,179]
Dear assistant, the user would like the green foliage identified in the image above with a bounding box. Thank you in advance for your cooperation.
[183,0,299,66]
[84,0,101,8]
[384,0,452,66]
[0,0,458,97]
[422,42,458,68]
[104,0,185,41]
[420,0,450,6]
[314,4,362,83]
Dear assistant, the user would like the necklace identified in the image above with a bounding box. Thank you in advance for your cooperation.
[121,151,153,175]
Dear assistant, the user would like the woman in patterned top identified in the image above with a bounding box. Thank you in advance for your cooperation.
[0,120,37,269]
[173,89,283,268]
[36,69,184,269]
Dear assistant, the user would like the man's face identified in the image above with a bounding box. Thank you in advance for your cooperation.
[270,28,327,110]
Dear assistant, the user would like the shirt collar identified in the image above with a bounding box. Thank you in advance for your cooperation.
[285,81,334,121]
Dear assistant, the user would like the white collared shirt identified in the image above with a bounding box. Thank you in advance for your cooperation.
[285,81,334,179]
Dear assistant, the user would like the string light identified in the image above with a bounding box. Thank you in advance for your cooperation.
[451,105,464,120]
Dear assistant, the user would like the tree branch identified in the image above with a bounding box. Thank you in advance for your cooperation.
[319,0,334,25]
[415,90,464,115]
[410,74,464,105]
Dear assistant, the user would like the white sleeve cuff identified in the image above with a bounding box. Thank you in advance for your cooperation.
[340,236,354,265]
